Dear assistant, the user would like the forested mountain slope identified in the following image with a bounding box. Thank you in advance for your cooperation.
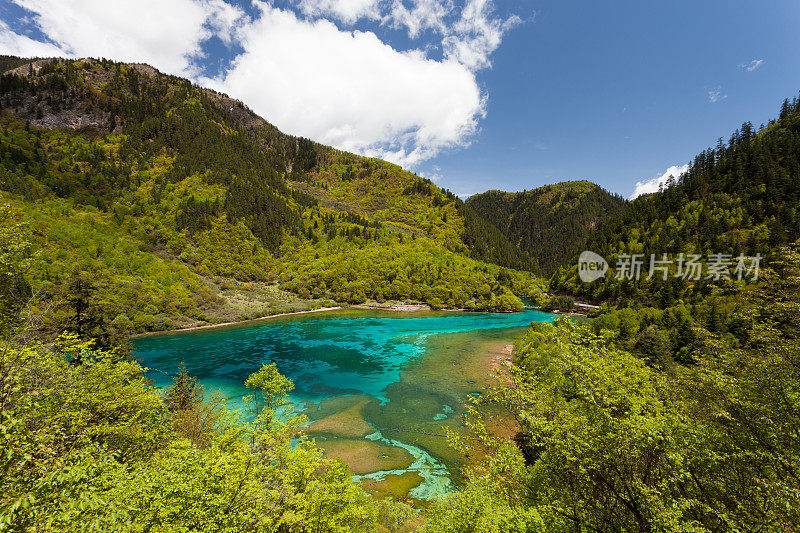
[551,94,800,306]
[466,181,626,273]
[0,56,541,343]
[3,54,800,532]
[289,156,536,271]
[441,246,800,530]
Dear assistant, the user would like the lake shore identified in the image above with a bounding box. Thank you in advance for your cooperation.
[352,303,431,312]
[491,343,515,376]
[130,302,499,339]
[129,306,345,338]
[473,340,516,389]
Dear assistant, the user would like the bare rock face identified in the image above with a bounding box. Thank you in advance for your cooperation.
[2,58,114,132]
[2,92,112,133]
[201,89,269,131]
[4,58,58,76]
[2,56,275,137]
[35,109,109,131]
[129,63,159,77]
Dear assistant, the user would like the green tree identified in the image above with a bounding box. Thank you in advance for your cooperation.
[0,203,34,334]
[164,362,203,412]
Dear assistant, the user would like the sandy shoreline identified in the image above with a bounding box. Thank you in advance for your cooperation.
[352,303,431,312]
[486,342,516,385]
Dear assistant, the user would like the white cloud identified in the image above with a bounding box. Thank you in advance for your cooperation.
[443,0,521,70]
[298,0,382,24]
[708,86,727,103]
[740,58,764,72]
[385,0,453,38]
[3,0,244,76]
[630,164,689,200]
[418,166,443,182]
[204,3,484,167]
[206,0,248,44]
[1,0,518,167]
[0,20,64,57]
[298,0,522,72]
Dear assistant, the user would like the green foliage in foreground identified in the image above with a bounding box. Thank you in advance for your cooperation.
[0,336,413,532]
[6,251,797,532]
[438,246,800,531]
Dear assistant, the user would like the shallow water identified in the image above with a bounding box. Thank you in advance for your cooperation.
[133,308,557,499]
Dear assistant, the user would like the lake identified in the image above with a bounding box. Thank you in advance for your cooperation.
[132,308,558,500]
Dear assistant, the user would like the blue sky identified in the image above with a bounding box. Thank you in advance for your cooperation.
[1,0,799,198]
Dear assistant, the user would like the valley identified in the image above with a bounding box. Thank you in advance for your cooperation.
[2,53,800,532]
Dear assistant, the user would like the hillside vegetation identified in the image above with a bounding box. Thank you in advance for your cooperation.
[551,96,800,306]
[425,95,800,531]
[523,96,800,368]
[3,53,800,531]
[1,333,420,531]
[0,56,541,343]
[439,247,800,530]
[292,153,537,271]
[467,181,626,274]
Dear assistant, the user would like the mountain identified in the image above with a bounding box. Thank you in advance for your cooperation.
[550,93,800,306]
[466,181,626,274]
[289,159,536,272]
[0,56,541,343]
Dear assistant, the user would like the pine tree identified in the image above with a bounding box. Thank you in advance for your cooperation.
[164,362,203,412]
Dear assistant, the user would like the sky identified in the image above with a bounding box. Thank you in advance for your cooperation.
[1,0,799,199]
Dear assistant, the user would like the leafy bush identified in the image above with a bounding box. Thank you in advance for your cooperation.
[0,336,414,531]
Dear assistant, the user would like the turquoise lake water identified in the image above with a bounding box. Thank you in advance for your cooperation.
[132,308,558,498]
[133,309,556,408]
